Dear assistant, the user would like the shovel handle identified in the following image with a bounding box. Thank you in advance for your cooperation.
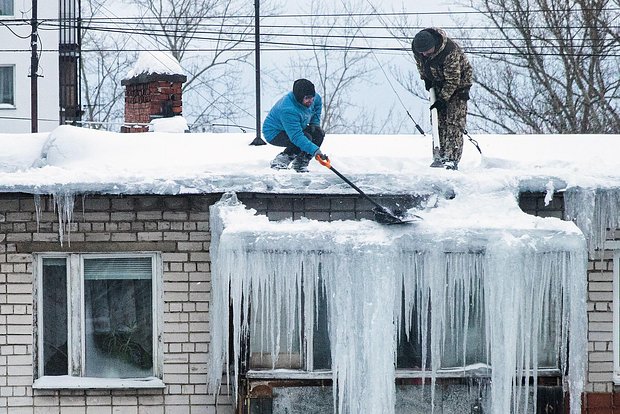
[315,153,331,168]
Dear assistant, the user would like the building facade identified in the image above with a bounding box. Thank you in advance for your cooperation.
[0,0,80,133]
[0,190,618,413]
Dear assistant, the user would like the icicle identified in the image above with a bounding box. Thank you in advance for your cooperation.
[544,180,554,206]
[565,187,620,256]
[208,195,587,414]
[324,242,396,414]
[206,192,240,396]
[33,194,41,233]
[52,191,75,247]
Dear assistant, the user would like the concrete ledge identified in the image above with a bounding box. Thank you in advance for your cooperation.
[16,241,177,253]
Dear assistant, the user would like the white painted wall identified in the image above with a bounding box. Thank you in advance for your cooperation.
[0,1,59,133]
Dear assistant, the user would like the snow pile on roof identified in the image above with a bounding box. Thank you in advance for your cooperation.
[125,50,184,79]
[2,125,620,196]
[149,116,189,133]
[0,132,49,173]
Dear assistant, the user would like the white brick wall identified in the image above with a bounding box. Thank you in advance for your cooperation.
[586,247,617,393]
[0,194,233,413]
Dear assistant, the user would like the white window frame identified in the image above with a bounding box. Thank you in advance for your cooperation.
[0,65,15,108]
[33,252,165,389]
[613,248,620,383]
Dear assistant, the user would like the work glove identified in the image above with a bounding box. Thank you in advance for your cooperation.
[458,88,470,101]
[307,124,325,139]
[424,78,433,91]
[313,148,325,158]
[430,98,447,112]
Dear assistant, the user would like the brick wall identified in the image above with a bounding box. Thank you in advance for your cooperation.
[1,190,615,413]
[0,193,230,414]
[520,192,620,413]
[237,192,424,222]
[587,246,615,396]
[121,74,186,133]
[0,192,389,414]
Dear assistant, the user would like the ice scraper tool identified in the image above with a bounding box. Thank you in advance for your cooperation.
[314,154,421,225]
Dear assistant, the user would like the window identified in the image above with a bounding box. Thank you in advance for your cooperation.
[34,254,164,389]
[246,267,561,377]
[249,276,331,373]
[0,0,13,16]
[0,66,14,107]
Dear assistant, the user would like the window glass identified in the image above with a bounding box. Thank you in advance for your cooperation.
[249,287,301,369]
[396,293,426,369]
[0,66,14,105]
[83,257,153,378]
[0,0,13,16]
[312,284,331,370]
[42,258,68,376]
[537,291,561,368]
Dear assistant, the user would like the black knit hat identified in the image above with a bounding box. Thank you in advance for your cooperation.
[412,30,436,53]
[293,79,315,103]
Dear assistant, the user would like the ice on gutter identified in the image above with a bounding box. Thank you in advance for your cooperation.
[565,187,620,257]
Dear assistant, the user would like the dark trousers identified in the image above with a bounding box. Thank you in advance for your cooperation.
[270,126,325,156]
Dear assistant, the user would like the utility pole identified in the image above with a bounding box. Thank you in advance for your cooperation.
[249,0,265,145]
[30,0,39,132]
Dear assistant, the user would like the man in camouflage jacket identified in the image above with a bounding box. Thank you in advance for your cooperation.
[412,28,473,170]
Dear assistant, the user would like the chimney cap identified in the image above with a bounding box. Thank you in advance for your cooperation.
[124,50,185,82]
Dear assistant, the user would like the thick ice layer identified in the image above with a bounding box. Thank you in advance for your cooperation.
[565,187,620,256]
[207,193,587,414]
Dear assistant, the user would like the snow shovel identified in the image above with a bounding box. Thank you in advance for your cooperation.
[314,154,420,224]
[429,87,443,168]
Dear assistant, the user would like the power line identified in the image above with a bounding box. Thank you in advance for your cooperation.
[1,45,618,58]
[4,5,618,22]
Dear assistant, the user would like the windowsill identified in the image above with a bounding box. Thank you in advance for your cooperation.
[33,376,165,390]
[0,104,15,110]
[247,369,332,380]
[247,365,562,380]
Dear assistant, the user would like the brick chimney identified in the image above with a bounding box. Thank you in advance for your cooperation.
[120,51,187,133]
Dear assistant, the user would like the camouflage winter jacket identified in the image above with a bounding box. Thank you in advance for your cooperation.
[412,28,473,103]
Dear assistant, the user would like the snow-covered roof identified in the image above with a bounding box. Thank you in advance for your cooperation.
[2,124,619,197]
[125,50,184,79]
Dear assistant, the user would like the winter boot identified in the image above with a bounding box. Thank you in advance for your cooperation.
[270,152,295,170]
[444,160,458,170]
[291,153,313,173]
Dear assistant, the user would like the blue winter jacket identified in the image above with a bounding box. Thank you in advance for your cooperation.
[262,91,323,156]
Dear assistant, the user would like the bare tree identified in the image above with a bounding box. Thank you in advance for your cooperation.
[465,0,620,133]
[277,0,385,134]
[129,0,262,131]
[81,0,137,129]
[81,0,278,131]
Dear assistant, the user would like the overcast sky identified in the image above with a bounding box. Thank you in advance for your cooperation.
[241,0,476,136]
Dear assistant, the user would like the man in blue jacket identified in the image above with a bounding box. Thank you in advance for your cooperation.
[262,79,325,172]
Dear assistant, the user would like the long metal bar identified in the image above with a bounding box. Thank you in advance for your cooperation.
[248,0,265,145]
[30,0,38,132]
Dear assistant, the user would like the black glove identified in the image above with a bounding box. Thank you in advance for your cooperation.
[423,78,433,91]
[458,88,470,101]
[430,98,447,112]
[307,124,325,138]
